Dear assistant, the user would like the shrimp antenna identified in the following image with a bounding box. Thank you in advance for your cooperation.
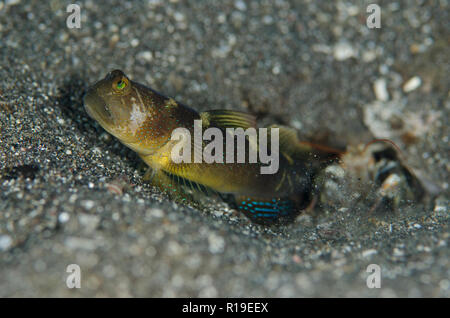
[362,138,404,159]
[298,141,345,155]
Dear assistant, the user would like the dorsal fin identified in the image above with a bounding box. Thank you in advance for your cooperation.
[200,110,257,129]
[269,125,342,162]
[269,125,303,159]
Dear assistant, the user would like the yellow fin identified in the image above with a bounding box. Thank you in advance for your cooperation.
[269,125,304,159]
[143,167,197,205]
[270,125,342,162]
[200,110,256,129]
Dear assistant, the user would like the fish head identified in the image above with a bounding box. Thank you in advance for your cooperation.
[84,70,172,155]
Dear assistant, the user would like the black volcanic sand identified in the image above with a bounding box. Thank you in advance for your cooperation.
[0,0,448,297]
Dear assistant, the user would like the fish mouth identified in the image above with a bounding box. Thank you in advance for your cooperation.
[83,86,114,126]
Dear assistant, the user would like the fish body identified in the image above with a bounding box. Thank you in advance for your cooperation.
[84,70,337,224]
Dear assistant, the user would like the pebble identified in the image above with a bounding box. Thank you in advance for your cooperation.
[393,247,405,257]
[137,51,153,63]
[148,208,164,218]
[333,42,356,61]
[78,213,101,232]
[324,165,345,178]
[208,233,225,254]
[0,235,13,251]
[58,212,70,223]
[130,38,139,47]
[373,78,389,101]
[81,200,95,210]
[64,237,98,251]
[403,76,422,92]
[234,0,247,11]
[6,0,21,6]
[362,249,378,257]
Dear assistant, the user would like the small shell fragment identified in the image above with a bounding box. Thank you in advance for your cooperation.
[373,78,389,101]
[403,76,422,93]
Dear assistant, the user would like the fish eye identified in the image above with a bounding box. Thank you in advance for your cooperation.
[117,80,126,89]
[113,77,129,92]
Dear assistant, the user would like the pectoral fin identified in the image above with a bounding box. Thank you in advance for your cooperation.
[144,165,221,208]
[143,167,197,205]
